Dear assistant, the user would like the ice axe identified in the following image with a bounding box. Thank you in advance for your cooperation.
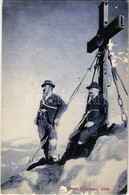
[24,137,48,171]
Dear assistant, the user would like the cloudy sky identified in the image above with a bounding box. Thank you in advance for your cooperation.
[2,0,128,140]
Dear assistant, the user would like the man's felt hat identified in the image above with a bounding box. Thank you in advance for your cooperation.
[86,82,101,90]
[41,80,55,88]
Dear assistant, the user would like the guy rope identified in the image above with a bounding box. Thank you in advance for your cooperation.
[67,51,100,106]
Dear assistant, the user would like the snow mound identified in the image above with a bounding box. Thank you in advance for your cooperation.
[89,134,127,161]
[1,124,127,194]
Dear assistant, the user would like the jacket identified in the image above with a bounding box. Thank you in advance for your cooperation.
[37,93,67,124]
[83,94,108,127]
[69,94,108,140]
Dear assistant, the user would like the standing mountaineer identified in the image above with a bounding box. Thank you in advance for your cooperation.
[35,80,67,165]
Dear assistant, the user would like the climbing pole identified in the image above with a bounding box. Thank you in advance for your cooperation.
[86,0,127,127]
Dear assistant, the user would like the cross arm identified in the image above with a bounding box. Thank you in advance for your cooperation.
[87,15,124,53]
[104,15,124,43]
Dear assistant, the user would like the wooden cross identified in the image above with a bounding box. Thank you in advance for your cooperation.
[87,0,124,99]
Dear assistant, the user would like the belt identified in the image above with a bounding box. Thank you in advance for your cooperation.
[38,109,47,120]
[42,102,57,110]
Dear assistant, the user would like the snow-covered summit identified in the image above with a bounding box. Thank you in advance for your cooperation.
[1,122,127,194]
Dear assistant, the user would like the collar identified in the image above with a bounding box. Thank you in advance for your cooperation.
[46,92,53,100]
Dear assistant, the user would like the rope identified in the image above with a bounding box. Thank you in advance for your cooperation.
[73,109,100,133]
[67,54,98,106]
[73,110,93,132]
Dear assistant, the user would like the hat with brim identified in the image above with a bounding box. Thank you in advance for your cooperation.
[41,80,55,88]
[86,82,101,90]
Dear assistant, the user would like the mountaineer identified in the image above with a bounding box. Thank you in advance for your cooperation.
[58,82,108,165]
[35,80,67,165]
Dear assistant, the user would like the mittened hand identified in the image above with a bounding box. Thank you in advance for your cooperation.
[54,118,60,126]
[84,121,94,128]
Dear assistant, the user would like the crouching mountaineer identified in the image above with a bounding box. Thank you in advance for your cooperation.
[57,82,108,165]
[35,80,67,165]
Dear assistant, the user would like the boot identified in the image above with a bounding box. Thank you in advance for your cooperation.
[27,157,46,171]
[47,157,55,165]
[57,141,77,165]
[56,153,69,165]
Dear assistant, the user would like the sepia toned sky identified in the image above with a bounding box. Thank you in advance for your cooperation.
[2,0,128,140]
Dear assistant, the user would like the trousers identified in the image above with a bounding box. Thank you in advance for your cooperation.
[79,124,99,143]
[37,118,57,159]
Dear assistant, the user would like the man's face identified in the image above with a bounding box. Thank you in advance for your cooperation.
[89,88,99,98]
[43,84,53,95]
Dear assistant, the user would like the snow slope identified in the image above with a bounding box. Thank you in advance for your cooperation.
[1,121,127,194]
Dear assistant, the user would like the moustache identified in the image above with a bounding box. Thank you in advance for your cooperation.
[89,92,94,96]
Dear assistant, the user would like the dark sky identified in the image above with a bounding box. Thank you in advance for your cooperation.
[2,0,128,139]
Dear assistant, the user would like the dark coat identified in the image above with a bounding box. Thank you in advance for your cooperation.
[37,93,67,124]
[83,94,108,127]
[69,94,108,141]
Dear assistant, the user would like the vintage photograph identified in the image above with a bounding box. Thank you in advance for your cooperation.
[1,0,128,194]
